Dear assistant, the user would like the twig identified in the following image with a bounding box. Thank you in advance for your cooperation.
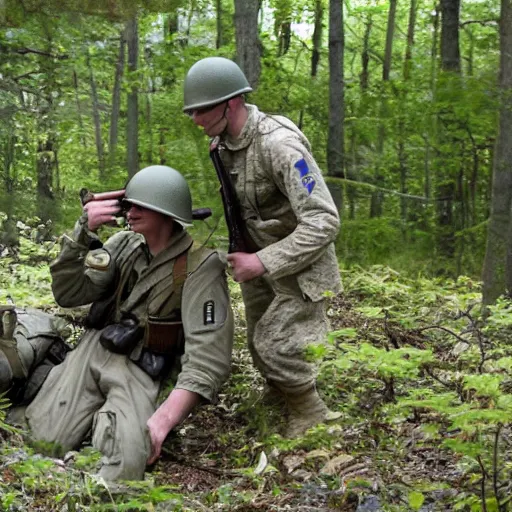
[477,455,488,512]
[415,325,469,344]
[160,451,242,477]
[493,424,505,512]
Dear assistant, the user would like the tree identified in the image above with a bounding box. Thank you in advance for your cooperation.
[441,0,461,73]
[126,16,139,178]
[327,0,344,185]
[482,0,512,305]
[311,0,324,77]
[234,0,261,88]
[435,0,462,260]
[109,29,126,167]
[86,46,105,177]
[370,0,397,218]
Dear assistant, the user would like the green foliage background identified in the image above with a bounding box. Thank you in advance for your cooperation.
[0,0,500,277]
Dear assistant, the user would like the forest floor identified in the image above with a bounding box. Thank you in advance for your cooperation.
[1,264,511,511]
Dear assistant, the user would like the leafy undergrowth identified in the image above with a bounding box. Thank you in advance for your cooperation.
[2,223,512,511]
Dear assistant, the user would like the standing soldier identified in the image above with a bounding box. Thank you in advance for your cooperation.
[183,57,342,437]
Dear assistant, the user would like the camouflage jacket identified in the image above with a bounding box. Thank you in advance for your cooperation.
[220,104,342,301]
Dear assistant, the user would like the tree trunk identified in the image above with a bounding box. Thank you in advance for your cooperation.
[383,0,397,82]
[311,0,324,77]
[482,0,512,304]
[72,69,87,148]
[360,14,372,91]
[327,0,344,186]
[36,19,57,222]
[371,0,397,218]
[277,21,291,57]
[86,49,105,178]
[144,46,154,165]
[398,0,418,233]
[436,0,461,259]
[126,16,139,178]
[403,0,417,81]
[440,0,461,73]
[216,0,224,49]
[234,0,261,88]
[109,29,126,167]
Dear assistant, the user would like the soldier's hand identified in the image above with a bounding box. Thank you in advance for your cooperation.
[146,415,167,465]
[83,199,122,232]
[226,252,265,283]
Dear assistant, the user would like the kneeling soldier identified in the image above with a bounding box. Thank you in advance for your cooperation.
[24,165,234,481]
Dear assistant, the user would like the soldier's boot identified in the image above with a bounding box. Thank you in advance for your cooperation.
[284,386,341,438]
[260,381,286,407]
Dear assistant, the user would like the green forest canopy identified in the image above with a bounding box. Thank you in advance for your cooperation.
[0,0,502,278]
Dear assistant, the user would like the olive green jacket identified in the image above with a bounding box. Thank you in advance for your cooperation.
[50,219,234,402]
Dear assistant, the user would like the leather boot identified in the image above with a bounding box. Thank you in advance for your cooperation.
[284,386,340,438]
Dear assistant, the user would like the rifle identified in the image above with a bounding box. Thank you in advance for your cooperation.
[210,146,258,254]
[80,188,212,221]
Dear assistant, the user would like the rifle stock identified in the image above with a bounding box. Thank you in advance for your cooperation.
[210,147,258,254]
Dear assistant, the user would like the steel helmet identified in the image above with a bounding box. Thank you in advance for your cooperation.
[183,57,253,113]
[124,166,193,226]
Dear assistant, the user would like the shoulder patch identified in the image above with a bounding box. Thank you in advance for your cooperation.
[203,300,215,325]
[295,158,316,195]
[85,248,111,270]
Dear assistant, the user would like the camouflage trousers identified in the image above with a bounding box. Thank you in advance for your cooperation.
[25,330,159,481]
[240,274,328,395]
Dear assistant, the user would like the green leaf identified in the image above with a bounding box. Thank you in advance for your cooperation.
[408,491,425,510]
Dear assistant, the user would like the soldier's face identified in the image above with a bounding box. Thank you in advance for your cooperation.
[126,204,167,236]
[190,101,228,137]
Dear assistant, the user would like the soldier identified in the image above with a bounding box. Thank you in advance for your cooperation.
[23,165,234,480]
[183,57,342,437]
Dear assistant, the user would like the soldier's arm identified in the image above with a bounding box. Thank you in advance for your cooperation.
[50,214,123,308]
[256,137,340,280]
[175,251,234,402]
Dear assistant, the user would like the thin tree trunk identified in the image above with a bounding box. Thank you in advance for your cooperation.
[360,14,372,91]
[126,16,139,178]
[311,0,324,77]
[216,0,224,48]
[86,50,105,178]
[482,0,512,304]
[327,0,344,185]
[398,0,418,233]
[425,4,441,201]
[383,0,397,82]
[109,30,126,167]
[277,21,291,56]
[72,69,87,148]
[37,19,57,222]
[371,0,397,218]
[403,0,418,81]
[144,46,154,165]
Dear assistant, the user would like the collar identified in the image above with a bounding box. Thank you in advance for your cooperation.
[222,104,261,151]
[150,230,193,267]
